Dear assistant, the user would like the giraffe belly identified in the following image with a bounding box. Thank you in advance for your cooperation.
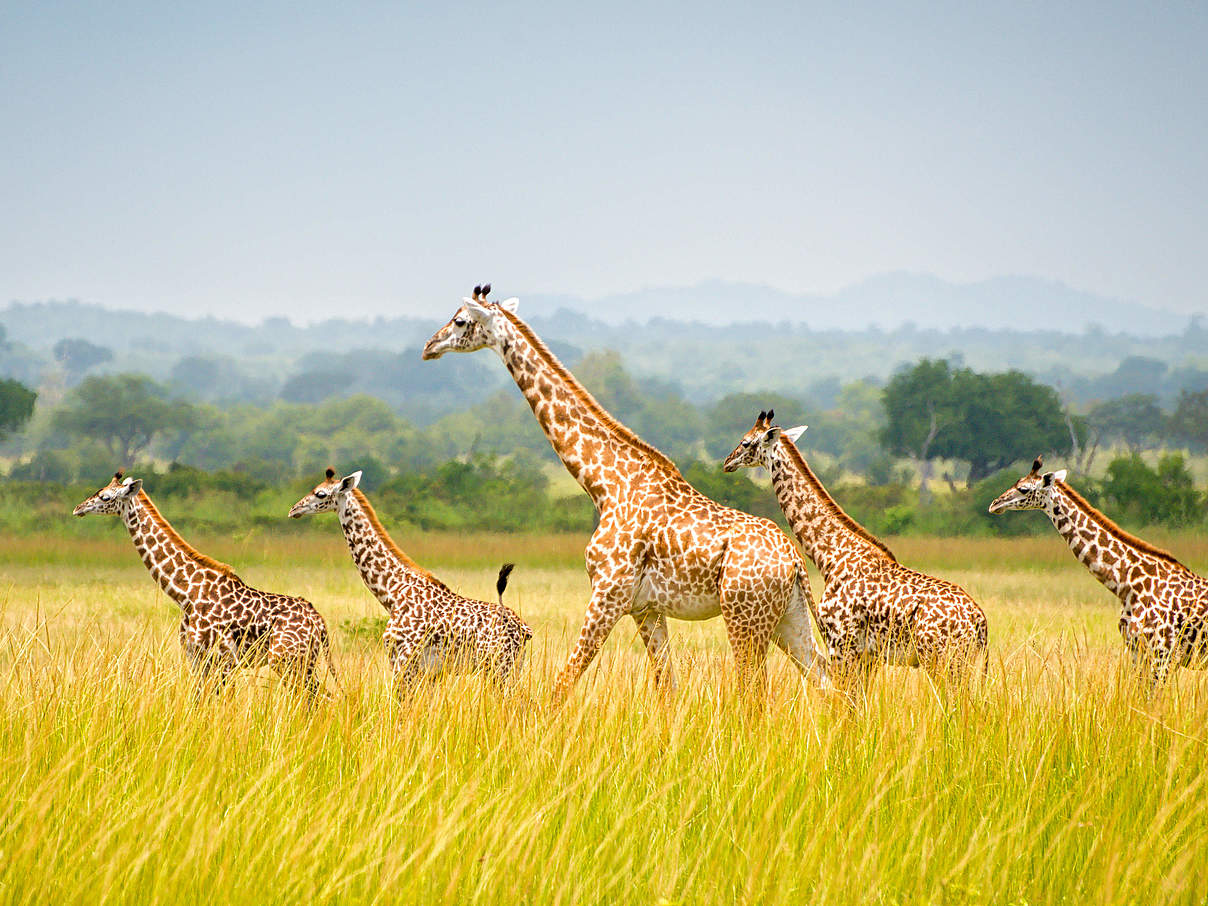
[633,572,721,621]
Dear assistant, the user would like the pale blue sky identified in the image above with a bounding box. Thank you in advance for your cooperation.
[2,1,1205,322]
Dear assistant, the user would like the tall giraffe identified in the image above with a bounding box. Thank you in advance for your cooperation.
[990,456,1208,686]
[422,286,828,703]
[288,468,531,687]
[73,472,337,696]
[723,412,988,681]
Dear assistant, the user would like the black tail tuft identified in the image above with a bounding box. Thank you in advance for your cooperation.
[497,562,515,602]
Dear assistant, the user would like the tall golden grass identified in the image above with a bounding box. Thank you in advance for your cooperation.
[2,532,1206,904]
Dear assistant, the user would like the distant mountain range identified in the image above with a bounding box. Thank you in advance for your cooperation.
[521,273,1196,336]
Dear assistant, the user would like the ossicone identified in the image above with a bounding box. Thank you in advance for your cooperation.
[114,470,124,480]
[325,466,336,479]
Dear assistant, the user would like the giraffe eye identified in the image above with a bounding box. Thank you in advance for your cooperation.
[453,317,468,328]
[315,490,327,499]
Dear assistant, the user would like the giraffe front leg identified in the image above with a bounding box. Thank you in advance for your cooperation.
[550,579,632,708]
[633,611,676,693]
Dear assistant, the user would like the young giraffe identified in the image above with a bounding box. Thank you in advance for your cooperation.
[73,471,337,697]
[422,285,828,704]
[289,468,532,687]
[723,411,988,682]
[990,456,1208,687]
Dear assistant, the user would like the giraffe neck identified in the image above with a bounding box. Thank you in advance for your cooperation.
[336,489,448,608]
[1044,482,1178,598]
[121,491,236,608]
[493,312,684,511]
[768,437,896,581]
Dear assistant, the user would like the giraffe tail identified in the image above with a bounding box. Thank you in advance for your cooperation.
[497,562,515,605]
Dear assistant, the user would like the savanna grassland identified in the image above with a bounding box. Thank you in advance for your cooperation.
[2,529,1207,905]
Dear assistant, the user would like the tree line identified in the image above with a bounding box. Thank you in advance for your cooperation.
[2,355,1205,537]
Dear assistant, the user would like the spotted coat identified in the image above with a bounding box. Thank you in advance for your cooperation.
[290,469,531,687]
[990,457,1208,686]
[422,286,829,703]
[74,473,336,696]
[724,414,989,681]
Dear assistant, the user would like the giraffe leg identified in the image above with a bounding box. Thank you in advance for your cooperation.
[550,579,632,708]
[633,611,676,692]
[772,585,829,690]
[197,640,238,696]
[716,540,790,700]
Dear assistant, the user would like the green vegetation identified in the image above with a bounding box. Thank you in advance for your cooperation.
[2,533,1207,905]
[0,376,36,441]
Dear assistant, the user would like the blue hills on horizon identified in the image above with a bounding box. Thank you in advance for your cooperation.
[524,272,1197,336]
[1,272,1199,347]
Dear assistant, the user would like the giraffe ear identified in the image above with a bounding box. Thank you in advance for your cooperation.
[463,299,493,323]
[340,471,362,492]
[121,478,142,496]
[1051,469,1067,483]
[783,425,807,444]
[762,426,782,445]
[498,297,519,314]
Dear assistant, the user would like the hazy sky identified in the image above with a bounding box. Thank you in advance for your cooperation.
[3,1,1205,322]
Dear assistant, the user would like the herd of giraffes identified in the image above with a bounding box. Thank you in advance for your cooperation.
[70,286,1208,701]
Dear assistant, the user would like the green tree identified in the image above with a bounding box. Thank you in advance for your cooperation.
[279,369,355,404]
[0,377,37,441]
[52,338,113,379]
[1087,393,1166,453]
[879,359,955,497]
[882,360,1071,489]
[52,374,195,465]
[1170,389,1208,451]
[1098,453,1204,527]
[943,369,1072,485]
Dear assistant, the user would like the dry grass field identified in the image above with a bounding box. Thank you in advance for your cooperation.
[2,529,1207,904]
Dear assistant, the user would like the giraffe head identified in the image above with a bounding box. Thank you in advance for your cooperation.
[73,471,143,516]
[288,467,363,518]
[421,284,520,360]
[987,456,1068,514]
[722,410,807,472]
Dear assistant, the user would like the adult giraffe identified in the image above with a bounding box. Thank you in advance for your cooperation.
[422,285,828,704]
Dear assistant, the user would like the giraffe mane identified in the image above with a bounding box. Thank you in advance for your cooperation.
[351,489,451,591]
[135,490,243,580]
[502,310,685,479]
[1056,480,1191,571]
[778,437,898,562]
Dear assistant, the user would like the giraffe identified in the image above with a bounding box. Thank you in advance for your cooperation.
[289,467,532,687]
[422,285,828,704]
[73,471,337,697]
[723,411,989,683]
[989,456,1208,687]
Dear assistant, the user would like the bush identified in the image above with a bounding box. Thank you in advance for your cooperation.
[1097,454,1204,528]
